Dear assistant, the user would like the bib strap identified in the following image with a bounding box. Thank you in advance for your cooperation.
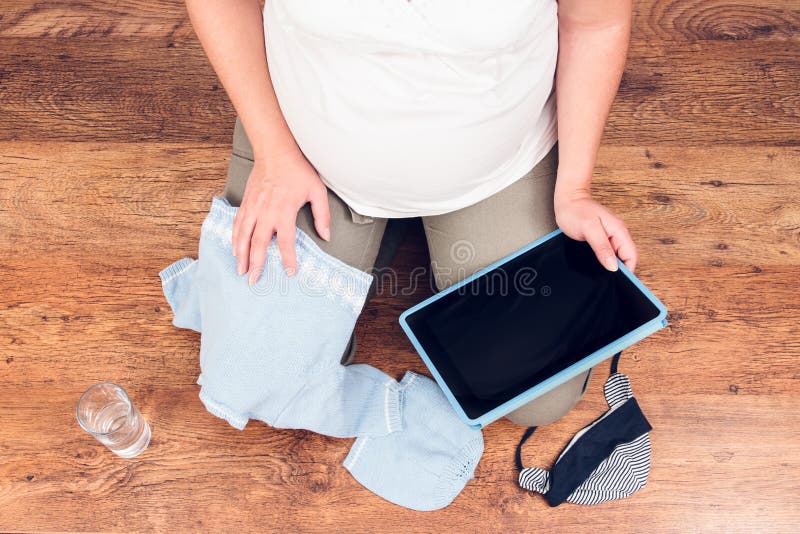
[516,350,625,474]
[609,350,622,375]
[515,426,538,471]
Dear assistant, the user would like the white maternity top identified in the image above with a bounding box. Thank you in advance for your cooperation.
[262,0,559,217]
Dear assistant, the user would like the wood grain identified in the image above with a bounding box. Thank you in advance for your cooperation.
[0,389,797,532]
[1,0,799,531]
[0,2,798,144]
[633,0,800,43]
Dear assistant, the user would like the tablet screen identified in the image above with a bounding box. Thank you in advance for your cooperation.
[404,233,661,420]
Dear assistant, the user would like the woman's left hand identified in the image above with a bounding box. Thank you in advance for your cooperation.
[554,189,638,272]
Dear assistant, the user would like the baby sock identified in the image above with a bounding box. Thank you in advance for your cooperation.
[343,371,484,511]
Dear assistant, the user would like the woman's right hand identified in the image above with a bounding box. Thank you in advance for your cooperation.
[232,149,331,285]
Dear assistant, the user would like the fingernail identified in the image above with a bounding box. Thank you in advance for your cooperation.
[320,227,330,241]
[605,256,619,272]
[248,273,257,285]
[285,266,296,277]
[237,262,244,275]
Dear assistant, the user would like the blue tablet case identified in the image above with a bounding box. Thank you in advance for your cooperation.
[399,229,668,429]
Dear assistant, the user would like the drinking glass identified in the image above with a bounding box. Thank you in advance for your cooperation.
[76,382,151,458]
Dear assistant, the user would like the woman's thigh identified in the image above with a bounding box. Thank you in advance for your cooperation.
[421,145,559,288]
[420,144,593,426]
[223,117,387,273]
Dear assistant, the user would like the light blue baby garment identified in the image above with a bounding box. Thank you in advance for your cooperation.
[159,196,402,437]
[160,196,485,511]
[344,371,485,511]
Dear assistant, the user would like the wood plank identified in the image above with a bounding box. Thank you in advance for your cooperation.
[632,0,800,43]
[1,258,798,393]
[0,40,797,144]
[0,1,193,39]
[0,37,234,142]
[2,0,799,43]
[611,41,800,146]
[0,388,797,531]
[2,143,798,264]
[1,225,798,395]
[594,145,800,264]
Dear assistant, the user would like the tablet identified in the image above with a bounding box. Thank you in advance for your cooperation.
[399,229,668,429]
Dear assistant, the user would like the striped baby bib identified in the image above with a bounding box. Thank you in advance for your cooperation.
[516,352,653,506]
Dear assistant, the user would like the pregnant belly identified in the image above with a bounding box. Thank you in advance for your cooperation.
[282,99,544,214]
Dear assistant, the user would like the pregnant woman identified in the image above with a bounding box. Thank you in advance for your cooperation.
[185,0,638,426]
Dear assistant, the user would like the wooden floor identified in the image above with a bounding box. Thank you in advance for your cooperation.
[1,1,799,532]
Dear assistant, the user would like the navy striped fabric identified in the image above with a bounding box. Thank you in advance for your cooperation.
[517,353,653,506]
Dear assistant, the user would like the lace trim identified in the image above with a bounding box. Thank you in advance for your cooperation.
[200,212,369,314]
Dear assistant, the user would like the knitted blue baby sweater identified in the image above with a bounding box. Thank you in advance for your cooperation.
[159,197,402,437]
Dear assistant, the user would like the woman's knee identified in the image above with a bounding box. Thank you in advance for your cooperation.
[504,368,593,427]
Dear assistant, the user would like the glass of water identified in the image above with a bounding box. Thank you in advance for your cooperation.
[76,382,151,458]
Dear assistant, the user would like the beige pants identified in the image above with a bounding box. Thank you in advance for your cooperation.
[224,117,593,427]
